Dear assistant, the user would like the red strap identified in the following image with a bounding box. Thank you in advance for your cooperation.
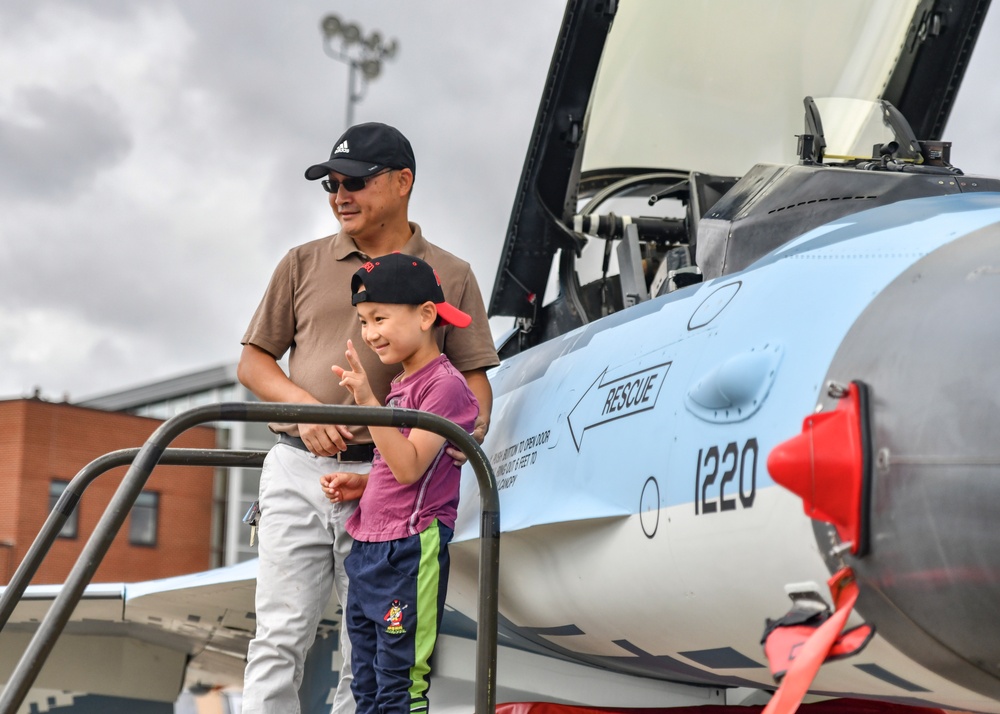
[762,568,859,714]
[765,622,874,680]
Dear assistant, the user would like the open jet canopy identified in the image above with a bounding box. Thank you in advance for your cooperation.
[490,0,992,353]
[583,0,973,177]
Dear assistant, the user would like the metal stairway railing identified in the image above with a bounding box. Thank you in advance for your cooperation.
[0,447,268,632]
[0,402,500,714]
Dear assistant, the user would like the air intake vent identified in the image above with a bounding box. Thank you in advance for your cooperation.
[768,195,877,214]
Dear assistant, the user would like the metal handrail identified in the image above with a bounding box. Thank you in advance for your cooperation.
[0,402,500,714]
[0,448,268,631]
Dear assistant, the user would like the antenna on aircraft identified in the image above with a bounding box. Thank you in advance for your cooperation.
[320,14,399,128]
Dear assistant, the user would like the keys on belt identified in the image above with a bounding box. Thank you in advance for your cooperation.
[244,436,376,547]
[243,500,261,546]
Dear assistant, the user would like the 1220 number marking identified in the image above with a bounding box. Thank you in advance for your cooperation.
[694,439,758,515]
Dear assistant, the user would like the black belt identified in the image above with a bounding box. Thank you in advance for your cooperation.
[277,434,376,462]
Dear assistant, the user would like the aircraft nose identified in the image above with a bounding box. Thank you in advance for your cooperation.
[806,221,1000,700]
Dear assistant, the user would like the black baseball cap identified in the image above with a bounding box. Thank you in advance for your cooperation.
[351,253,471,328]
[305,122,416,180]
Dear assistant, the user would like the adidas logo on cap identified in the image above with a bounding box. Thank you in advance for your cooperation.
[334,141,349,154]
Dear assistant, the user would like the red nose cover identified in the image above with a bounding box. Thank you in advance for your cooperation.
[767,382,867,554]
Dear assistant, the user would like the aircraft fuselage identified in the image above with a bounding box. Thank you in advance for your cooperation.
[449,191,1000,713]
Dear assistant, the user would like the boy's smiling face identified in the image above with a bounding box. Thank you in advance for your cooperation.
[356,299,439,373]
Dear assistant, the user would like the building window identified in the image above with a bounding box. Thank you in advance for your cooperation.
[49,480,78,539]
[130,491,159,547]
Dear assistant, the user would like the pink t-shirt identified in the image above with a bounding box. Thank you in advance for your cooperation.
[346,354,479,542]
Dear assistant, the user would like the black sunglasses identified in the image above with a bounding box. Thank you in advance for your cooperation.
[321,168,392,194]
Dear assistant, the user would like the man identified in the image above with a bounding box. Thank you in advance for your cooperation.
[238,122,499,714]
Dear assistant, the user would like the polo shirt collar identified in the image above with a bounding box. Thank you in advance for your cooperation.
[332,222,428,261]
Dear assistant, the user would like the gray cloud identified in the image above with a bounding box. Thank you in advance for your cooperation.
[0,0,157,36]
[0,85,132,199]
[0,0,567,401]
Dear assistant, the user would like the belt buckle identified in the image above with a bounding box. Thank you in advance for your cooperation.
[337,444,371,463]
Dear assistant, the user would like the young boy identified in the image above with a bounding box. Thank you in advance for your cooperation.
[321,252,480,714]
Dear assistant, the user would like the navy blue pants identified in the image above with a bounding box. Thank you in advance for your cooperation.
[344,521,452,714]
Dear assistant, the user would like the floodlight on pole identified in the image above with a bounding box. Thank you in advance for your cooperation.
[320,14,399,129]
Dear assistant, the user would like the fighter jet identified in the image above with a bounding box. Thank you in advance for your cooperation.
[3,1,1000,712]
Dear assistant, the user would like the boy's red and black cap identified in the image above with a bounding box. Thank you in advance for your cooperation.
[305,122,416,180]
[351,252,472,328]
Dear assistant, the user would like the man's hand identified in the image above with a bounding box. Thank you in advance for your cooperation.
[471,415,489,444]
[238,344,353,458]
[300,422,355,458]
[332,339,379,407]
[447,415,488,466]
[320,471,368,503]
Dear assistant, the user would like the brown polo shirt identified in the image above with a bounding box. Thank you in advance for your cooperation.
[241,222,500,440]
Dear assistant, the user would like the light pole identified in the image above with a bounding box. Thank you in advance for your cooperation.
[320,14,399,129]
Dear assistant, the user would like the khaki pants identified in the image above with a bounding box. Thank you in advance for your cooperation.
[242,443,371,714]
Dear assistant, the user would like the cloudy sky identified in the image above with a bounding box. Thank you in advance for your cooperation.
[2,1,999,402]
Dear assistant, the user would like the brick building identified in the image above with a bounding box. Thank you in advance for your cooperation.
[78,362,275,568]
[0,397,217,586]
